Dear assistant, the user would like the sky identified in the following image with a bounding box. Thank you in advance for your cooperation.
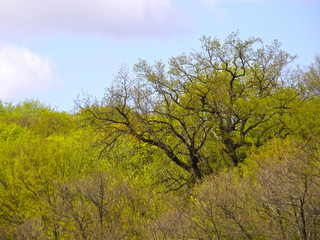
[0,0,319,111]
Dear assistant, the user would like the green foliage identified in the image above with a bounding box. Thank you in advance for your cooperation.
[0,101,101,238]
[0,99,74,137]
[78,32,300,184]
[0,35,320,239]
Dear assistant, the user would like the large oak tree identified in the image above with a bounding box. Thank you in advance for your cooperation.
[78,32,298,183]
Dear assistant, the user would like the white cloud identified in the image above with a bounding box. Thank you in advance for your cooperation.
[0,0,185,37]
[0,43,59,100]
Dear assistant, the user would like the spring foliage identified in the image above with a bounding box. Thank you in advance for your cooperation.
[1,34,320,239]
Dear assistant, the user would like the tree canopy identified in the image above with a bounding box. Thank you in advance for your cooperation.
[78,32,300,183]
[1,32,320,239]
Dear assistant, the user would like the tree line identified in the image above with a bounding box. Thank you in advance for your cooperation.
[1,32,320,239]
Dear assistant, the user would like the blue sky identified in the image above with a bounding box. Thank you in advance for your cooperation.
[0,0,319,111]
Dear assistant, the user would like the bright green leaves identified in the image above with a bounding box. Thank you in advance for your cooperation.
[0,100,159,238]
[0,34,320,239]
[0,101,101,238]
[0,100,74,137]
[78,32,303,184]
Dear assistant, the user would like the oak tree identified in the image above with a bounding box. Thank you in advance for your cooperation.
[78,32,297,183]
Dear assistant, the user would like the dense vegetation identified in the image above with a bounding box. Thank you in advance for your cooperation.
[1,33,320,239]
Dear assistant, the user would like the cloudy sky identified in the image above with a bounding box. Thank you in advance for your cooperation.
[0,0,319,111]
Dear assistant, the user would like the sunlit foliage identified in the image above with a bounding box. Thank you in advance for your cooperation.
[1,33,320,239]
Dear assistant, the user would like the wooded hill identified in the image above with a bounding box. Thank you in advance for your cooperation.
[1,33,320,239]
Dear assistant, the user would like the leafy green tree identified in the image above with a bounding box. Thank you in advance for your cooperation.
[0,101,102,239]
[277,55,320,142]
[304,54,320,97]
[2,100,75,136]
[78,32,297,183]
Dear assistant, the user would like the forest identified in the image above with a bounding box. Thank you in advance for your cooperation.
[1,32,320,239]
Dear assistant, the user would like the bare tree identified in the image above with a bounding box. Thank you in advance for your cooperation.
[252,140,320,240]
[51,172,136,240]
